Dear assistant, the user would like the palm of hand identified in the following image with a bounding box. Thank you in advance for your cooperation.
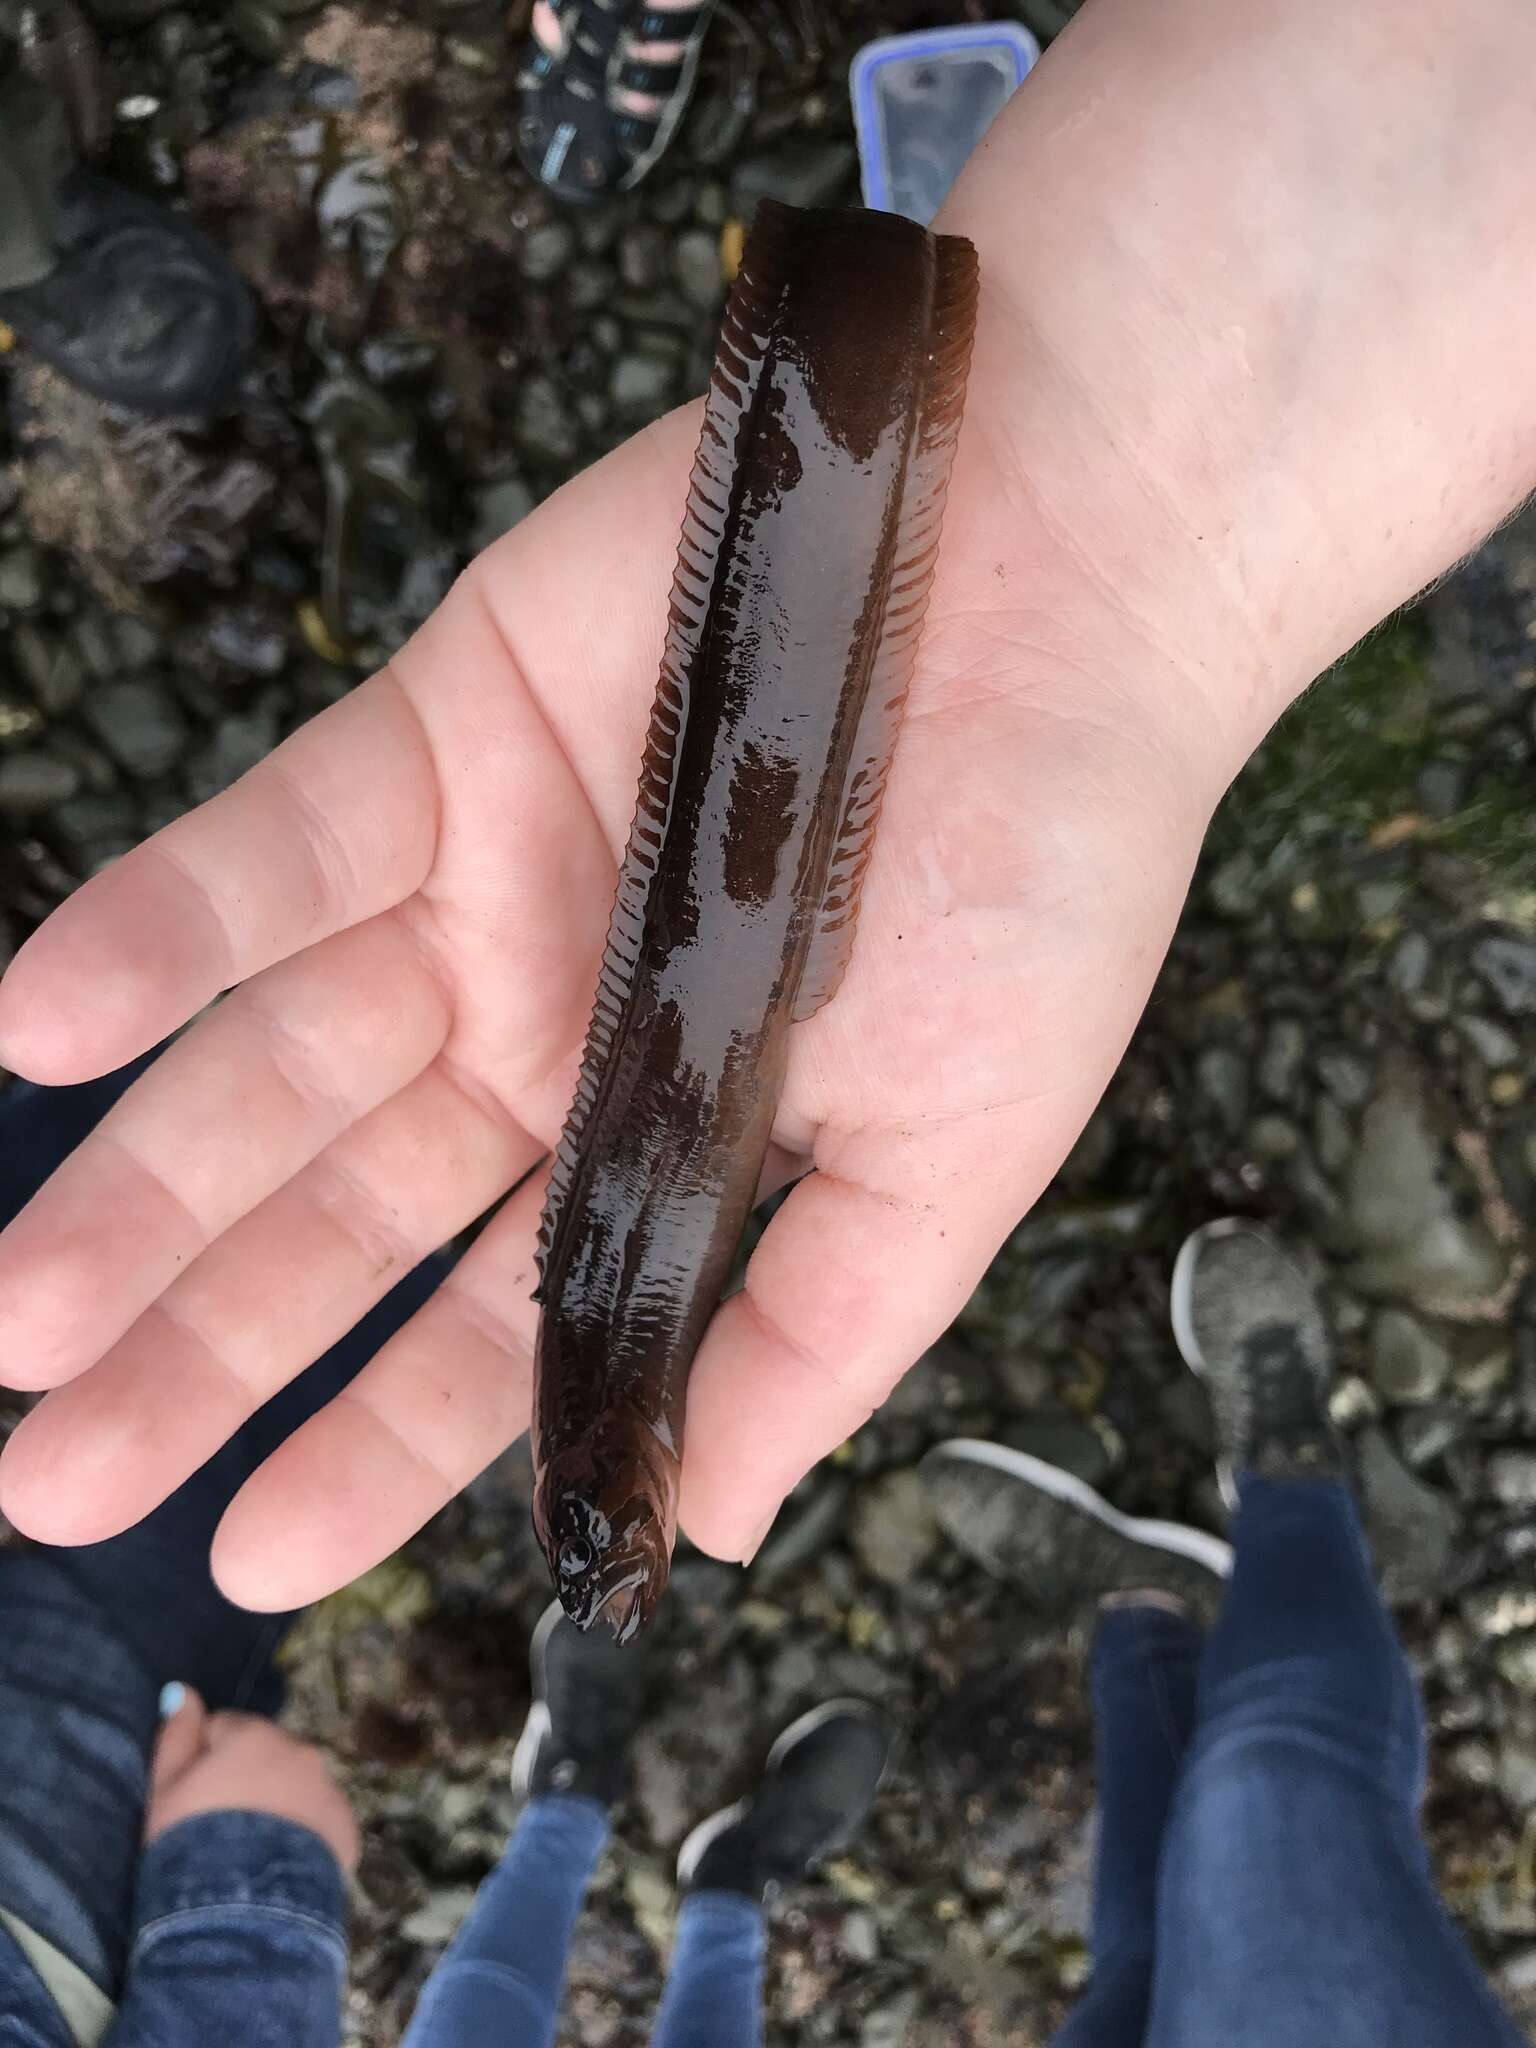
[0,320,1216,1609]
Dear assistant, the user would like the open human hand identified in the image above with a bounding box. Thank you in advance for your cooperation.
[0,0,1530,1609]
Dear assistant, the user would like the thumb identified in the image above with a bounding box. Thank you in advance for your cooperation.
[148,1686,208,1800]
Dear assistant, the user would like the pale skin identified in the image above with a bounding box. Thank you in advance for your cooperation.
[146,1691,359,1872]
[0,0,1531,1609]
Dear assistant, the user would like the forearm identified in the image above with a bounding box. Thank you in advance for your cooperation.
[939,0,1536,773]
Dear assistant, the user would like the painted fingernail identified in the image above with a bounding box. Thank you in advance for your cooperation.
[158,1681,186,1719]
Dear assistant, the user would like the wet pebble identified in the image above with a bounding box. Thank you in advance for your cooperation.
[730,139,857,214]
[609,353,675,420]
[617,221,668,293]
[1487,1451,1536,1509]
[0,545,46,613]
[0,753,81,814]
[11,625,84,717]
[1195,1044,1248,1133]
[674,229,724,308]
[1357,1426,1457,1603]
[1474,936,1536,1016]
[1368,1309,1451,1406]
[520,220,575,283]
[514,374,580,466]
[469,477,537,553]
[83,679,190,781]
[1258,1017,1305,1102]
[184,708,280,804]
[850,1469,940,1589]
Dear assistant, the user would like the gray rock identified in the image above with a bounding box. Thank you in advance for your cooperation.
[1316,1048,1372,1108]
[1357,1427,1457,1603]
[995,1353,1052,1410]
[83,679,189,780]
[469,477,537,553]
[840,1910,879,1964]
[11,625,84,716]
[1368,1309,1451,1406]
[52,791,140,852]
[1473,935,1536,1016]
[564,260,615,313]
[401,1887,476,1946]
[617,221,668,292]
[1342,1066,1509,1309]
[1386,931,1432,996]
[514,374,580,465]
[519,220,575,282]
[850,1469,940,1588]
[751,1476,850,1590]
[1329,1375,1381,1429]
[1258,1018,1305,1102]
[673,229,723,308]
[184,709,280,804]
[1488,1450,1536,1508]
[1209,851,1261,919]
[730,140,858,214]
[1496,1633,1536,1694]
[609,353,675,418]
[1311,1096,1353,1177]
[1457,1014,1522,1068]
[0,752,80,812]
[1463,1585,1536,1639]
[1497,1947,1536,1999]
[1196,1044,1248,1132]
[1395,1404,1465,1469]
[0,545,45,612]
[1249,1114,1300,1160]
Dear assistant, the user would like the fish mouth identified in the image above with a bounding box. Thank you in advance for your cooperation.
[533,1477,673,1644]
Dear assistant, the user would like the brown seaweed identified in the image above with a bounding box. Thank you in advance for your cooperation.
[531,199,979,1641]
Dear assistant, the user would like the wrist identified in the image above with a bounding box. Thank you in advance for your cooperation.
[938,0,1536,776]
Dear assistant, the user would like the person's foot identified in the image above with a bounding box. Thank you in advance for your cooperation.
[676,1700,891,1905]
[1170,1218,1342,1504]
[511,1598,651,1809]
[0,60,254,414]
[516,0,716,203]
[921,1439,1232,1623]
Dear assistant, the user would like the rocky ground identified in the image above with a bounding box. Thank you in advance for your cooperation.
[1,2,1534,2043]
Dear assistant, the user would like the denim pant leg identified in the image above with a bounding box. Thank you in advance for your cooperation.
[0,1554,161,1997]
[1146,1476,1524,2048]
[402,1794,608,2048]
[649,1893,766,2048]
[1052,1605,1201,2048]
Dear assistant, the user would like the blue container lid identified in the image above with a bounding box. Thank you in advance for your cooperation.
[851,23,1040,222]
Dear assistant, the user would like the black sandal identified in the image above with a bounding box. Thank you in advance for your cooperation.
[517,0,717,203]
[0,62,254,415]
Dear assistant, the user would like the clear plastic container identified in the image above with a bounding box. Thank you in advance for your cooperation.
[851,23,1040,227]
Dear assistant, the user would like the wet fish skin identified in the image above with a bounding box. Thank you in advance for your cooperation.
[531,200,979,1639]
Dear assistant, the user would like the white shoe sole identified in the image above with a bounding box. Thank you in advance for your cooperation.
[675,1698,891,1889]
[509,1598,565,1799]
[930,1438,1233,1580]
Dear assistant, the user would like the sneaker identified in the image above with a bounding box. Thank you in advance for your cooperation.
[920,1439,1232,1623]
[676,1700,891,1905]
[0,60,254,414]
[510,1597,650,1809]
[1170,1218,1342,1505]
[516,0,717,203]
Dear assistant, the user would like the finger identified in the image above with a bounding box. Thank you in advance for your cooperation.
[210,1172,548,1610]
[148,1688,208,1803]
[0,1062,537,1543]
[678,1114,1074,1563]
[0,673,439,1084]
[0,914,452,1392]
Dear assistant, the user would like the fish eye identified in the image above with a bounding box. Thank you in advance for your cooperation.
[558,1534,596,1580]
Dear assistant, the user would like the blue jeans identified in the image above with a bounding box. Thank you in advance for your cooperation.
[402,1796,766,2048]
[0,1061,449,2042]
[1055,1476,1524,2048]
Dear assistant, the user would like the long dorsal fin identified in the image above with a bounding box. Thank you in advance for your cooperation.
[791,232,980,1024]
[533,204,797,1298]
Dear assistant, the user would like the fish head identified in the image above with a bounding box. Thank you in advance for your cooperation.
[533,1425,678,1645]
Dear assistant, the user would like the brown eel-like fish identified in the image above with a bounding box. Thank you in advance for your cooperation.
[531,199,978,1641]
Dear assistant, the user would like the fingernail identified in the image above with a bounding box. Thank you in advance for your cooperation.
[158,1681,186,1719]
[740,1511,778,1567]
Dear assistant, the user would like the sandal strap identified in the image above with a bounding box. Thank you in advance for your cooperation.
[636,6,707,39]
[618,55,687,96]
